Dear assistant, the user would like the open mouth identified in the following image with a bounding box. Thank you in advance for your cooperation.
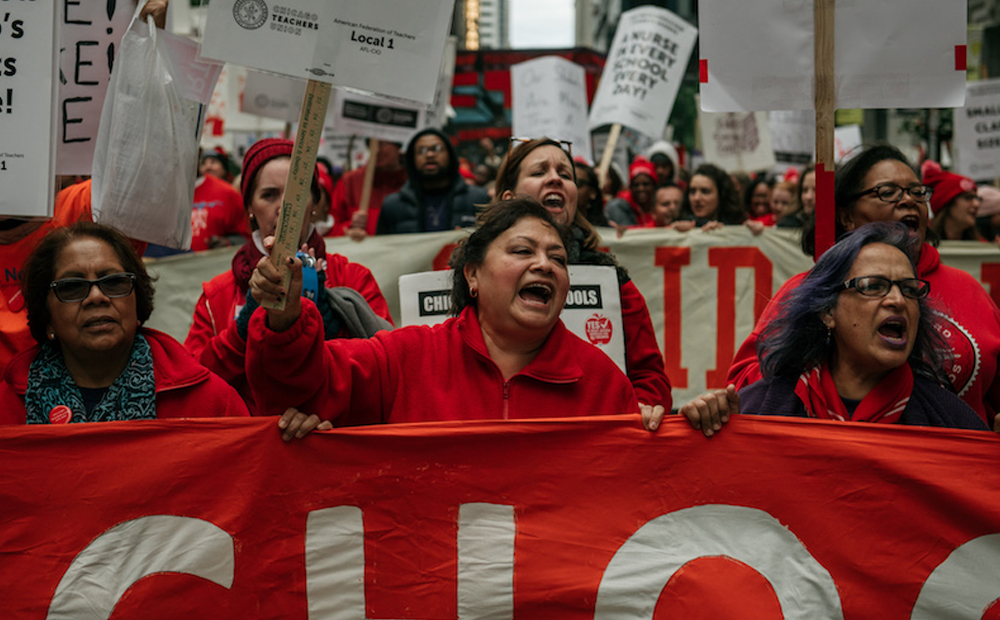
[541,193,565,211]
[898,215,921,232]
[877,318,908,346]
[519,283,553,305]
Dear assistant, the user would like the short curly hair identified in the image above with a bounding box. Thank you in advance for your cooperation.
[21,221,155,345]
[449,197,571,315]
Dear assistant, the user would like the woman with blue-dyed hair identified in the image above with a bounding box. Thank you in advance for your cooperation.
[680,222,987,435]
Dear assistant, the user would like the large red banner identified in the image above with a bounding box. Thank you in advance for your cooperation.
[2,415,1000,618]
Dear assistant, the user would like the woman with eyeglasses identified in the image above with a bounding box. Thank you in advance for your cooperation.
[729,144,1000,430]
[492,138,672,429]
[682,223,987,435]
[0,222,249,424]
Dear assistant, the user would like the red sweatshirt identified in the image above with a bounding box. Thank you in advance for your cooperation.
[246,302,639,424]
[184,252,391,414]
[728,243,1000,426]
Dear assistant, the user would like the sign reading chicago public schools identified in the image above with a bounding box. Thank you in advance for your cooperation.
[201,0,456,105]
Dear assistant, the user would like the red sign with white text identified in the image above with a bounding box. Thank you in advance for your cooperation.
[5,416,999,619]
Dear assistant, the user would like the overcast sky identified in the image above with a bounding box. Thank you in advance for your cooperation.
[509,0,575,48]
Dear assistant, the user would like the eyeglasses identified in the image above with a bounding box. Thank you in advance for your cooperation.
[851,184,933,204]
[416,143,445,156]
[842,275,930,300]
[508,137,573,161]
[49,273,136,303]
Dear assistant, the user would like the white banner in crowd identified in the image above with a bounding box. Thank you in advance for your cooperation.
[700,1,967,111]
[56,0,132,175]
[242,70,307,123]
[588,6,697,139]
[400,266,626,371]
[201,0,455,105]
[954,77,1000,180]
[769,111,815,166]
[512,56,593,165]
[699,111,775,173]
[145,228,1000,406]
[0,0,57,218]
[329,89,425,146]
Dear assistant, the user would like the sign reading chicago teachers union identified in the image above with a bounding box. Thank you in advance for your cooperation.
[201,0,455,105]
[588,6,697,139]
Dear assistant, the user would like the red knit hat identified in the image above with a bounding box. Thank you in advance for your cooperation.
[921,160,977,216]
[240,138,322,209]
[629,156,658,185]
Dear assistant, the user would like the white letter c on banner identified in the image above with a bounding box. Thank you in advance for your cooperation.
[594,505,843,619]
[912,533,1000,618]
[47,515,235,620]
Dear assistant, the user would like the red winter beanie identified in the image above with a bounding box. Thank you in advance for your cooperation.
[629,156,658,185]
[240,138,295,208]
[921,160,977,216]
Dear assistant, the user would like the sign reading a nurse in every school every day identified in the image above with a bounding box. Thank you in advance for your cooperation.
[201,0,455,106]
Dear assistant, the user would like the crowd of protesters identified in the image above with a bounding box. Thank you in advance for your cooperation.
[4,104,1000,437]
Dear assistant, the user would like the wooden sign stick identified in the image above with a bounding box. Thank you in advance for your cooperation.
[813,0,837,259]
[596,123,622,192]
[262,78,332,310]
[355,138,380,226]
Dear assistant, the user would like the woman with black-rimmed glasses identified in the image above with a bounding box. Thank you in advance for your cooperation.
[730,144,1000,430]
[681,222,987,435]
[0,222,248,424]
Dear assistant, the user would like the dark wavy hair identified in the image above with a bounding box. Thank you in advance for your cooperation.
[492,138,601,250]
[21,221,155,345]
[679,163,746,224]
[449,197,571,315]
[759,221,949,385]
[743,173,773,218]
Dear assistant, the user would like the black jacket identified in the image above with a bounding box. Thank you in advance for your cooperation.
[377,128,488,234]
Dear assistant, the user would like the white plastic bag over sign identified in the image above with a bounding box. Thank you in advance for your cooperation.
[91,8,203,249]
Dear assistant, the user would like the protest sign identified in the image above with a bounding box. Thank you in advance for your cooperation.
[201,0,455,105]
[699,110,775,173]
[56,0,133,175]
[588,6,697,140]
[512,56,593,165]
[242,69,306,122]
[0,0,58,218]
[425,36,457,130]
[699,1,967,112]
[769,110,815,166]
[834,124,863,163]
[954,77,1000,179]
[4,416,1000,617]
[399,266,625,371]
[329,89,425,146]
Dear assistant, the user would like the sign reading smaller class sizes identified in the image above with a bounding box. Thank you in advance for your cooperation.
[201,0,456,105]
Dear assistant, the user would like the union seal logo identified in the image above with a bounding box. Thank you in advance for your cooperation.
[233,0,268,30]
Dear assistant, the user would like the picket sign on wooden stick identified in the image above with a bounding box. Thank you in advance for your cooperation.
[596,123,622,190]
[262,79,332,311]
[358,139,380,221]
[813,0,837,259]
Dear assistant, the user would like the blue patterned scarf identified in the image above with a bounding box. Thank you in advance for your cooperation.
[24,334,156,424]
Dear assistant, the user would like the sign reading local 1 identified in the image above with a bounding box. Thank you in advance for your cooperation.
[399,267,626,372]
[201,0,456,104]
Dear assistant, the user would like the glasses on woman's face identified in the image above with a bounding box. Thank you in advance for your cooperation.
[851,184,933,204]
[842,275,930,300]
[49,273,136,303]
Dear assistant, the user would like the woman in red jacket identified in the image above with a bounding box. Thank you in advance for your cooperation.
[183,138,393,414]
[245,199,640,440]
[493,139,672,426]
[0,222,248,423]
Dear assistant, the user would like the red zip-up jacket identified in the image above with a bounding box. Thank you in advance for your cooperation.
[246,301,639,424]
